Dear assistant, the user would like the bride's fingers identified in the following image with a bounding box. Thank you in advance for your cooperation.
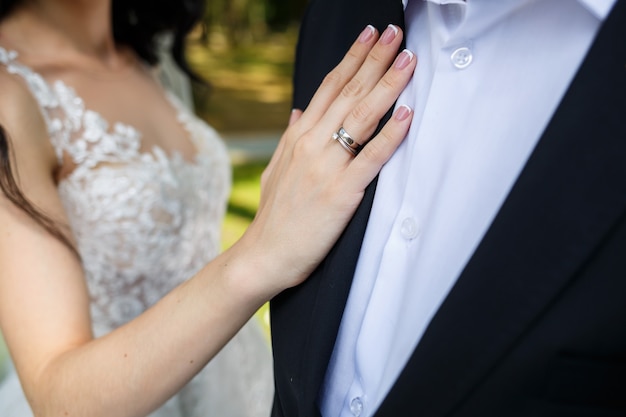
[300,24,407,134]
[268,24,406,173]
[314,25,404,134]
[262,25,410,207]
[327,48,416,158]
[347,104,413,190]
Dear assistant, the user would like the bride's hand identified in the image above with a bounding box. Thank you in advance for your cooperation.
[235,24,416,299]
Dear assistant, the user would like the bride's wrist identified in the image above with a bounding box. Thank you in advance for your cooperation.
[215,233,286,307]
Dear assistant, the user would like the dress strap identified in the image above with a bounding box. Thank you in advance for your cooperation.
[0,46,144,169]
[0,46,68,164]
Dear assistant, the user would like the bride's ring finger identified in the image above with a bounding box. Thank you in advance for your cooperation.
[332,127,362,157]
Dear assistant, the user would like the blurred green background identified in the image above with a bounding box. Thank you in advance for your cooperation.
[190,0,305,133]
[0,0,307,368]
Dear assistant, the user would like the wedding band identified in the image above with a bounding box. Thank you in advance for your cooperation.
[333,131,359,156]
[332,127,362,156]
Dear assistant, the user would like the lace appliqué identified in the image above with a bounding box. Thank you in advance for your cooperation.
[0,47,231,336]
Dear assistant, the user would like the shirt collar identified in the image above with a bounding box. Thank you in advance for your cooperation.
[578,0,616,19]
[402,0,617,20]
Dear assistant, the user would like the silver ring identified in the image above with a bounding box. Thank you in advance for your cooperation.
[332,127,362,156]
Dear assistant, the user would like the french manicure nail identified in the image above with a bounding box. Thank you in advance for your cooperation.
[381,24,399,45]
[394,49,414,70]
[358,25,376,43]
[394,104,413,121]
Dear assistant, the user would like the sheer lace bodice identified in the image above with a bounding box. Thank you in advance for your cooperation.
[0,47,273,416]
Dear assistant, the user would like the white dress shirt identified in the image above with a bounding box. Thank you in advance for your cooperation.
[319,0,616,416]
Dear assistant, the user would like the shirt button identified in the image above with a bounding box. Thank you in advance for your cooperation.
[450,46,473,69]
[400,217,420,240]
[350,397,364,416]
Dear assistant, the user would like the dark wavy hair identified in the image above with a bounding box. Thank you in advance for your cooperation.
[0,0,207,257]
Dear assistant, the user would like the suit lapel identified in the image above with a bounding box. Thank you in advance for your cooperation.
[271,1,406,415]
[376,1,626,415]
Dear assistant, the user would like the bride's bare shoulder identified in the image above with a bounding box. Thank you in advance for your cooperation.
[0,70,58,177]
[0,67,37,115]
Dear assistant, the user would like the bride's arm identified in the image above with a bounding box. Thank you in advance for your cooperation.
[0,26,415,417]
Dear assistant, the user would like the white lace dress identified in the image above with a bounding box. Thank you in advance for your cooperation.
[0,47,273,417]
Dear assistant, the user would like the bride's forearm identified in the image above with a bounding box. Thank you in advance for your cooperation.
[32,245,266,417]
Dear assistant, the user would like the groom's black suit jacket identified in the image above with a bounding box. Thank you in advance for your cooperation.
[271,1,626,416]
